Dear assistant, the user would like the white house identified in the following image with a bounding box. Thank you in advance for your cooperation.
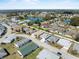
[39,33,51,42]
[0,48,8,58]
[57,39,72,50]
[2,34,16,44]
[47,35,60,43]
[72,43,79,53]
[37,49,60,59]
[0,24,6,36]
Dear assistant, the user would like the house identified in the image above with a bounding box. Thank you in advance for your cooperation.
[57,39,72,50]
[17,42,38,58]
[41,21,49,28]
[22,27,37,34]
[1,34,16,44]
[11,17,20,23]
[38,12,48,18]
[18,20,31,24]
[31,30,44,38]
[22,27,30,34]
[11,23,22,32]
[0,48,9,59]
[39,33,51,42]
[0,24,6,36]
[72,43,79,53]
[37,49,60,59]
[14,38,31,48]
[47,35,60,43]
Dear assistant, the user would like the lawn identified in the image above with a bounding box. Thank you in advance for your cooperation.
[24,47,43,59]
[32,26,48,31]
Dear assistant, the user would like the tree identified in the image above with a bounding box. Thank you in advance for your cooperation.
[75,34,79,42]
[27,21,33,26]
[70,17,79,26]
[19,15,25,20]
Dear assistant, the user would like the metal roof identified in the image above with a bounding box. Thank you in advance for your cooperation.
[37,49,60,59]
[47,36,60,43]
[18,42,38,57]
[15,38,31,48]
[40,33,51,40]
[0,48,8,58]
[2,34,16,43]
[73,43,79,53]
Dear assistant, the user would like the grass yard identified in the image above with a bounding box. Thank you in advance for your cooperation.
[24,47,43,59]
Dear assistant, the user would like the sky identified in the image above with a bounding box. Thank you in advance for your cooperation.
[0,0,79,9]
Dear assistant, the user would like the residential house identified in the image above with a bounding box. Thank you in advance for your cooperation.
[72,43,79,53]
[31,30,44,38]
[11,23,22,32]
[47,35,60,43]
[57,39,72,50]
[41,21,49,28]
[39,33,51,42]
[17,42,38,58]
[14,38,31,48]
[1,34,16,44]
[0,24,6,36]
[37,49,60,59]
[0,48,9,59]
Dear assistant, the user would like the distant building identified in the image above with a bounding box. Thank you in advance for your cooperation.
[22,27,37,34]
[11,16,20,23]
[41,21,49,28]
[38,12,48,18]
[37,49,60,59]
[64,19,71,24]
[11,23,22,32]
[31,30,44,38]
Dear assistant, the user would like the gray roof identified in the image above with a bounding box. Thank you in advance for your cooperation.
[0,48,8,58]
[73,43,79,53]
[47,36,60,43]
[2,34,16,43]
[0,24,6,36]
[15,38,31,48]
[37,49,60,59]
[40,33,51,40]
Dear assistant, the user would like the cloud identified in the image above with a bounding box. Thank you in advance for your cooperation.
[24,0,40,5]
[0,0,79,9]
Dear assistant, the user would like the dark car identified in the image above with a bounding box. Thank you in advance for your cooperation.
[57,52,62,56]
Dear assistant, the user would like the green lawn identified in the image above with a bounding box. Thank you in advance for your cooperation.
[32,26,48,31]
[24,47,43,59]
